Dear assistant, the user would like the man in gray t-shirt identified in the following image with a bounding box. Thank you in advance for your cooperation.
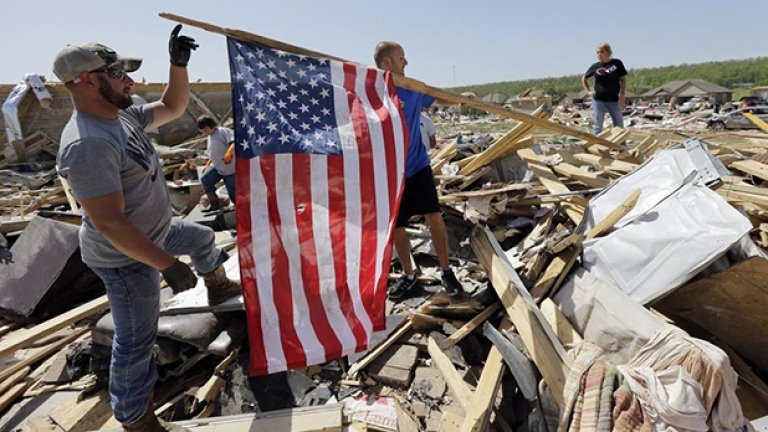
[53,26,240,431]
[196,115,236,210]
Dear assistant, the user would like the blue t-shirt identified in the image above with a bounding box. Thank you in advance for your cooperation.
[396,88,435,177]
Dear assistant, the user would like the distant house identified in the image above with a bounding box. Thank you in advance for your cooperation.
[503,89,552,112]
[560,90,638,107]
[480,93,509,105]
[641,79,733,105]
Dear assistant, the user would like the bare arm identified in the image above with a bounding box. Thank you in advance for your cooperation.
[618,75,627,107]
[581,75,591,93]
[80,191,175,270]
[146,65,189,130]
[429,134,437,149]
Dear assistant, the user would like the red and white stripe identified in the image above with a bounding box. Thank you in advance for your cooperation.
[237,60,407,375]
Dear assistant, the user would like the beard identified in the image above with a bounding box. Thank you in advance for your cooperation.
[97,76,133,110]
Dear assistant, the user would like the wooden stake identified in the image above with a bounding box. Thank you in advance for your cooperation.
[158,12,614,147]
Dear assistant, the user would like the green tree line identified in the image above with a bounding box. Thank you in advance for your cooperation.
[449,57,768,99]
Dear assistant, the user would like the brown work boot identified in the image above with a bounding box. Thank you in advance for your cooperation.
[203,265,242,305]
[122,405,190,432]
[203,192,221,212]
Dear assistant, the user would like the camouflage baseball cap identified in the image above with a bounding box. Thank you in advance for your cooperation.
[53,43,142,83]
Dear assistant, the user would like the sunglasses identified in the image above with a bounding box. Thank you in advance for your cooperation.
[91,67,129,81]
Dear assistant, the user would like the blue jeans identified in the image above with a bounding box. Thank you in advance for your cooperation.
[90,218,229,424]
[201,166,236,203]
[592,100,624,135]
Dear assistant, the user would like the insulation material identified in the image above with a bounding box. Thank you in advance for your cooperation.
[582,183,752,305]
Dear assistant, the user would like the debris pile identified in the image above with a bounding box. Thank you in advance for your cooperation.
[2,76,768,432]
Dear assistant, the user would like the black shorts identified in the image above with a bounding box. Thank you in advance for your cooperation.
[396,165,440,228]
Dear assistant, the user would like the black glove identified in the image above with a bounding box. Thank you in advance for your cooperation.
[0,247,12,264]
[168,24,198,67]
[161,259,198,294]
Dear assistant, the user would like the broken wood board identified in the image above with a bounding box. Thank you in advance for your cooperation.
[552,163,609,188]
[0,327,88,383]
[458,320,511,432]
[731,159,768,182]
[573,153,638,174]
[540,299,582,348]
[470,226,570,406]
[656,257,768,372]
[0,296,108,360]
[49,390,120,432]
[439,303,501,349]
[523,163,583,224]
[347,319,413,378]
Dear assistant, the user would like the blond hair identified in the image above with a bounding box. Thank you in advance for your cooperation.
[596,43,612,56]
[374,41,402,68]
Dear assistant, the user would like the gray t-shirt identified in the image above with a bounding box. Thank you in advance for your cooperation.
[57,105,171,268]
[207,126,235,176]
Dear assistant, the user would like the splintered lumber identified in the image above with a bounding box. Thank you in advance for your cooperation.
[524,163,583,224]
[160,13,615,147]
[531,189,641,300]
[458,319,514,432]
[743,112,768,134]
[440,183,529,204]
[459,107,548,175]
[427,336,473,404]
[459,343,506,432]
[193,348,239,418]
[440,302,501,349]
[552,163,609,188]
[573,153,638,174]
[470,226,570,406]
[731,160,768,182]
[347,319,412,378]
[0,296,109,360]
[585,189,641,238]
[540,299,582,348]
[717,182,768,207]
[0,327,89,383]
[50,390,120,432]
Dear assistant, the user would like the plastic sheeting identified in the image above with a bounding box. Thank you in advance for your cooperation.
[582,182,751,304]
[579,140,728,234]
[1,74,52,142]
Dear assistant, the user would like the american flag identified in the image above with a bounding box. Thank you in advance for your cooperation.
[227,37,409,375]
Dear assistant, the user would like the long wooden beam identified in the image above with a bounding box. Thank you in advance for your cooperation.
[470,226,570,405]
[158,12,613,146]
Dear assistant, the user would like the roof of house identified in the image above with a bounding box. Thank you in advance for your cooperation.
[480,93,508,104]
[641,79,732,97]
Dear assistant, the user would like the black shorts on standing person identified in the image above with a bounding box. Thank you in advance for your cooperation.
[396,165,440,228]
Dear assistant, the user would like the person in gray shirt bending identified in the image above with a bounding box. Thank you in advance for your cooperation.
[54,25,239,432]
[197,115,235,210]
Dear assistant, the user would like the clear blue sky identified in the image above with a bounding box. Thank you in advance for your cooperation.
[2,0,766,87]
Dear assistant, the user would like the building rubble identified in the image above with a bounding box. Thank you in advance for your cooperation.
[1,81,768,431]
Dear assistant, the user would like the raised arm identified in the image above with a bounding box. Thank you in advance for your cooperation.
[147,25,198,129]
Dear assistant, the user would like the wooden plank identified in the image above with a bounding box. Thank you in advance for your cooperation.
[439,303,501,349]
[731,159,768,182]
[49,390,118,432]
[427,336,473,405]
[540,299,582,348]
[470,227,570,406]
[552,163,609,188]
[347,319,413,378]
[0,327,88,383]
[573,153,638,174]
[585,189,641,239]
[459,346,505,432]
[743,112,768,134]
[0,296,108,361]
[0,366,30,398]
[656,257,768,372]
[159,13,616,147]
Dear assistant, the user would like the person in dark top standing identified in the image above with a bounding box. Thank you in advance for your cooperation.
[373,41,464,299]
[581,43,628,135]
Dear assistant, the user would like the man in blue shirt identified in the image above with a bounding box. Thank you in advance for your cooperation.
[374,41,463,299]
